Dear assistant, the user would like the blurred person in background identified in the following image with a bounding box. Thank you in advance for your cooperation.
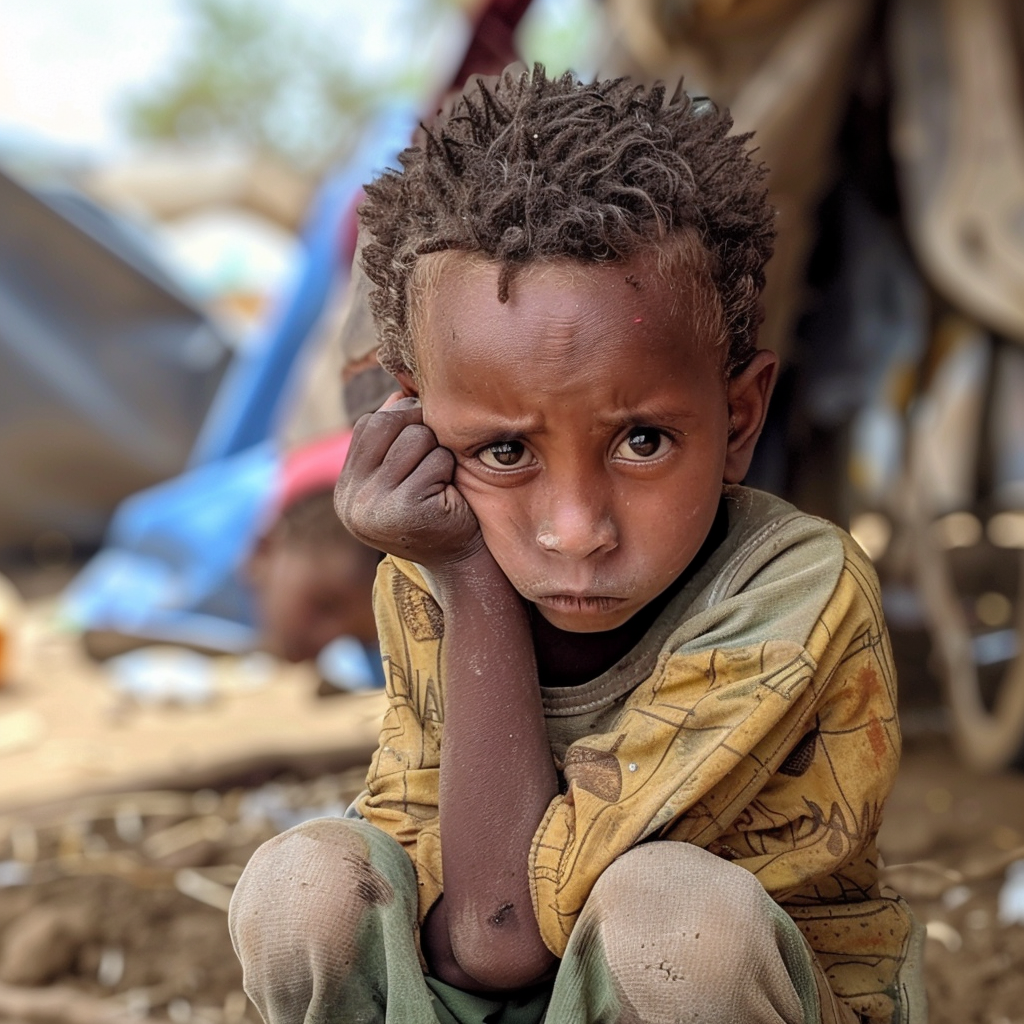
[246,432,381,669]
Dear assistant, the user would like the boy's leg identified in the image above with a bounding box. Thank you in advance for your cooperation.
[228,817,438,1024]
[546,841,858,1024]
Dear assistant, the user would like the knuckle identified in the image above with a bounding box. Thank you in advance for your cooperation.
[399,422,437,447]
[332,486,348,523]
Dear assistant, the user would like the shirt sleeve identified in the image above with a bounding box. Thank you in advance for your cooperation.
[356,557,446,924]
[709,548,901,902]
[528,534,901,957]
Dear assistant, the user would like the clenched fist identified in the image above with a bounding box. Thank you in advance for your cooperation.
[334,396,484,570]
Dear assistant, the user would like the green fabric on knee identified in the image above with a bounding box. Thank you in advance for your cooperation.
[766,898,823,1024]
[543,913,622,1024]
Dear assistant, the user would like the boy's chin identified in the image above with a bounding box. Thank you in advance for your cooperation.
[529,597,636,634]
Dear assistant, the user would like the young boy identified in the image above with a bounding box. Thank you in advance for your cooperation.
[229,68,923,1024]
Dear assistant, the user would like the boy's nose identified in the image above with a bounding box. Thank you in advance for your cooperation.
[535,499,618,560]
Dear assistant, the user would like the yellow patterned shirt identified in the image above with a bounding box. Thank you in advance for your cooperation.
[357,486,914,1023]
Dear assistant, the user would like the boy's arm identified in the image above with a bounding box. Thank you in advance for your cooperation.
[336,399,558,991]
[424,547,559,990]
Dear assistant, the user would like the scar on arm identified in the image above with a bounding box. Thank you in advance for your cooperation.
[490,903,514,926]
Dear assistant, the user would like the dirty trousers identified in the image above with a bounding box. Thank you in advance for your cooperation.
[229,818,855,1024]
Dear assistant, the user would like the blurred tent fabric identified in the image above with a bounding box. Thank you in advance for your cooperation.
[86,150,314,234]
[62,105,416,651]
[0,168,231,552]
[185,104,417,467]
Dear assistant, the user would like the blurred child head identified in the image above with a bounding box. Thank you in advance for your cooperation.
[248,433,379,662]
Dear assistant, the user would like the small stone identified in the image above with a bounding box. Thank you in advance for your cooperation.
[0,904,92,985]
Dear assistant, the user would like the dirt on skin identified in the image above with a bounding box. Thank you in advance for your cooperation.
[0,738,1022,1023]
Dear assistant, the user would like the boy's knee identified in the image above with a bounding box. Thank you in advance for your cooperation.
[585,841,770,965]
[229,818,412,1021]
[230,818,398,945]
[576,842,804,1024]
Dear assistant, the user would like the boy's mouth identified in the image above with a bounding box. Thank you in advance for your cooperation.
[531,593,627,614]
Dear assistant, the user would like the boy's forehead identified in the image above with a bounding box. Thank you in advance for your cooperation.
[410,245,724,383]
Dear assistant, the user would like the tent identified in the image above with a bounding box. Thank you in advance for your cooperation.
[0,168,231,552]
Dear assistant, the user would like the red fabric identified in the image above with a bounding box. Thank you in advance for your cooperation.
[450,0,534,91]
[278,430,353,513]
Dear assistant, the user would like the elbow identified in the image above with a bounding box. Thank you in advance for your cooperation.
[457,945,556,991]
[451,912,557,991]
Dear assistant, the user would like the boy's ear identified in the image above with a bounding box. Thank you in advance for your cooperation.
[393,369,420,398]
[723,349,778,484]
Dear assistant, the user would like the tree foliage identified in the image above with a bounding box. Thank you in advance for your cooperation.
[123,0,455,169]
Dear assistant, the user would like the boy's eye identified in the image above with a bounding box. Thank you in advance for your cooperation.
[614,428,667,462]
[478,440,533,469]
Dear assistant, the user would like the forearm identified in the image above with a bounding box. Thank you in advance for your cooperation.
[334,400,557,986]
[426,547,558,990]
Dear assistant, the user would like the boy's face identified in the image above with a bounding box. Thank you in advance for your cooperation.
[410,252,775,633]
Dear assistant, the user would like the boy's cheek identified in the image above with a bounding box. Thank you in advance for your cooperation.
[450,472,531,566]
[450,467,517,522]
[450,463,490,503]
[450,472,495,534]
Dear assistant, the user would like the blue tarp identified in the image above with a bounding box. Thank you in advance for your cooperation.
[63,441,277,651]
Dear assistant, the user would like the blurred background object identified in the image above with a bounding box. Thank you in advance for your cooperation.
[0,573,22,687]
[0,169,230,553]
[886,0,1024,775]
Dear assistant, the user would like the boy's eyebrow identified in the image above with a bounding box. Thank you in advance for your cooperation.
[442,402,702,445]
[441,413,547,443]
[596,402,702,428]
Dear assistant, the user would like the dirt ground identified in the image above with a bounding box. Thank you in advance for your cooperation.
[879,734,1024,1024]
[0,765,371,1024]
[2,735,1024,1023]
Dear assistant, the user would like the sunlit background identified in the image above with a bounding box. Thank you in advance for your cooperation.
[0,0,598,330]
[0,0,598,157]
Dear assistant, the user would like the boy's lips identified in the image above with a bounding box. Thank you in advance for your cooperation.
[530,593,627,614]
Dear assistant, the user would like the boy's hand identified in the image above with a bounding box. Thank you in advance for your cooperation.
[334,395,483,569]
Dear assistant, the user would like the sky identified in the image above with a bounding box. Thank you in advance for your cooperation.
[0,0,598,160]
[0,0,191,153]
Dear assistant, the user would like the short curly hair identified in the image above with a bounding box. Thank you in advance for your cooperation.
[359,65,774,379]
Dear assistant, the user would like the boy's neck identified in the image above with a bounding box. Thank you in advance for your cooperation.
[531,498,728,689]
